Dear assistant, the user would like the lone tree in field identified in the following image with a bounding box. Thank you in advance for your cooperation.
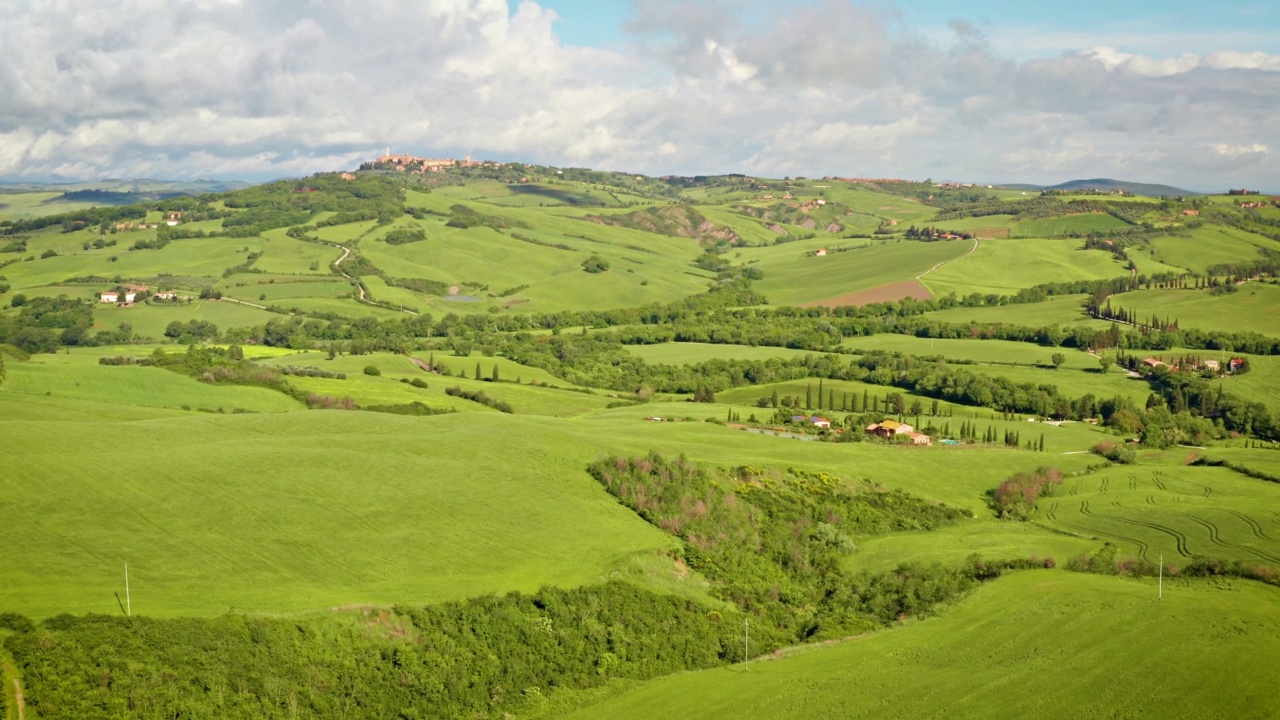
[1051,352,1066,369]
[1098,355,1113,374]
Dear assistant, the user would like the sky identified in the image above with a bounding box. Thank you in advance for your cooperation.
[2,0,1278,190]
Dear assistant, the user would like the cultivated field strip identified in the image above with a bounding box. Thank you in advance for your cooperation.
[1041,466,1280,563]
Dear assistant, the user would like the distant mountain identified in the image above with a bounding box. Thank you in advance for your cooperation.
[0,178,253,194]
[998,178,1201,197]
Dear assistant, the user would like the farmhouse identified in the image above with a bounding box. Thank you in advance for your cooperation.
[865,420,914,440]
[123,291,137,303]
[907,432,932,446]
[154,291,178,300]
[99,291,119,303]
[1142,357,1168,369]
[1229,358,1246,373]
[809,416,831,429]
[814,248,827,257]
[1182,209,1200,216]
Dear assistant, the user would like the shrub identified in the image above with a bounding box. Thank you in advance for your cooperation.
[1091,440,1137,464]
[581,255,610,273]
[991,467,1063,520]
[363,364,381,376]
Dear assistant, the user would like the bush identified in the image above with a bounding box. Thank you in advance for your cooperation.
[581,255,610,273]
[363,364,381,376]
[991,467,1063,520]
[1091,440,1137,464]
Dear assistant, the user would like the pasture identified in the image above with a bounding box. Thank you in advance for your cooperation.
[1107,283,1280,337]
[560,571,1280,720]
[920,238,1127,297]
[1011,212,1131,237]
[1147,226,1275,274]
[1039,464,1280,564]
[739,238,971,306]
[842,335,1099,370]
[922,295,1107,327]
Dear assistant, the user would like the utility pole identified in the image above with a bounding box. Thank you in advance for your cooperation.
[744,619,750,671]
[125,562,131,616]
[1158,554,1163,601]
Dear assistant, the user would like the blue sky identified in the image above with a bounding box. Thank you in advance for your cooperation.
[3,0,1278,188]
[526,0,1280,57]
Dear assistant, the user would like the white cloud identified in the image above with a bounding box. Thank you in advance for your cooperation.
[0,0,1277,190]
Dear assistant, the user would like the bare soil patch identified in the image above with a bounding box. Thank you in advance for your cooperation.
[802,280,933,308]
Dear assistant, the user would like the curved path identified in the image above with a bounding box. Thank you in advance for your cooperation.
[916,237,979,281]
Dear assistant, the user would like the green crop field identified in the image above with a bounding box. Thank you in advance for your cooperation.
[923,295,1108,327]
[961,363,1157,406]
[920,238,1128,297]
[842,335,1099,369]
[560,571,1280,720]
[1148,226,1275,274]
[1039,464,1280,564]
[1012,212,1132,237]
[1108,283,1280,336]
[624,342,829,364]
[741,238,971,305]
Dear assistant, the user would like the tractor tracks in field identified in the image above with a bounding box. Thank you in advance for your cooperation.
[1081,499,1192,557]
[1151,473,1168,491]
[1183,514,1280,564]
[1231,511,1273,542]
[1049,502,1150,560]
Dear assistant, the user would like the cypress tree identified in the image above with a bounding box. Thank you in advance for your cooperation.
[806,384,813,409]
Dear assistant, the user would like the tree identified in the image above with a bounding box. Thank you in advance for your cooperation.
[491,364,500,382]
[1051,353,1066,369]
[1098,355,1113,374]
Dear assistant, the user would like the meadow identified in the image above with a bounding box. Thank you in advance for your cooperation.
[1107,283,1280,336]
[920,238,1127,297]
[922,295,1107,327]
[1039,464,1280,564]
[559,571,1280,720]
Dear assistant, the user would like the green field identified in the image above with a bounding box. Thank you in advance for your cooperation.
[1012,212,1132,237]
[624,342,829,364]
[1108,283,1280,336]
[1147,226,1275,274]
[921,238,1128,297]
[842,335,1100,369]
[561,571,1280,720]
[1040,464,1280,564]
[741,238,971,305]
[923,295,1108,327]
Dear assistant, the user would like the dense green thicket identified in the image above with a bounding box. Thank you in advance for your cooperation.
[3,583,748,720]
[590,454,977,640]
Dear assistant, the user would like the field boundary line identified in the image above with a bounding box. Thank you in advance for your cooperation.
[916,237,978,280]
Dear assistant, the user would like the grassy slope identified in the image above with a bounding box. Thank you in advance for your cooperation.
[559,571,1280,720]
[0,407,680,618]
[922,295,1107,327]
[1147,226,1275,274]
[1039,464,1280,563]
[921,238,1127,297]
[742,239,971,305]
[841,336,1100,369]
[1012,213,1131,237]
[624,342,830,365]
[1108,283,1280,336]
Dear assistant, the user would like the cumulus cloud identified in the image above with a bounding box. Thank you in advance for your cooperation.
[0,0,1277,189]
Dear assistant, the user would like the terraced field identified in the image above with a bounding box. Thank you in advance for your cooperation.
[1039,465,1280,564]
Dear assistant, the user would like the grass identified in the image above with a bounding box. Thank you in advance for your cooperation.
[845,521,1098,573]
[1,350,302,413]
[559,571,1280,720]
[1108,283,1280,336]
[922,295,1108,327]
[738,239,971,305]
[841,335,1101,370]
[1147,226,1275,274]
[1039,464,1280,564]
[920,238,1128,297]
[960,363,1157,406]
[623,342,830,365]
[90,299,280,341]
[1011,213,1131,237]
[0,406,681,618]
